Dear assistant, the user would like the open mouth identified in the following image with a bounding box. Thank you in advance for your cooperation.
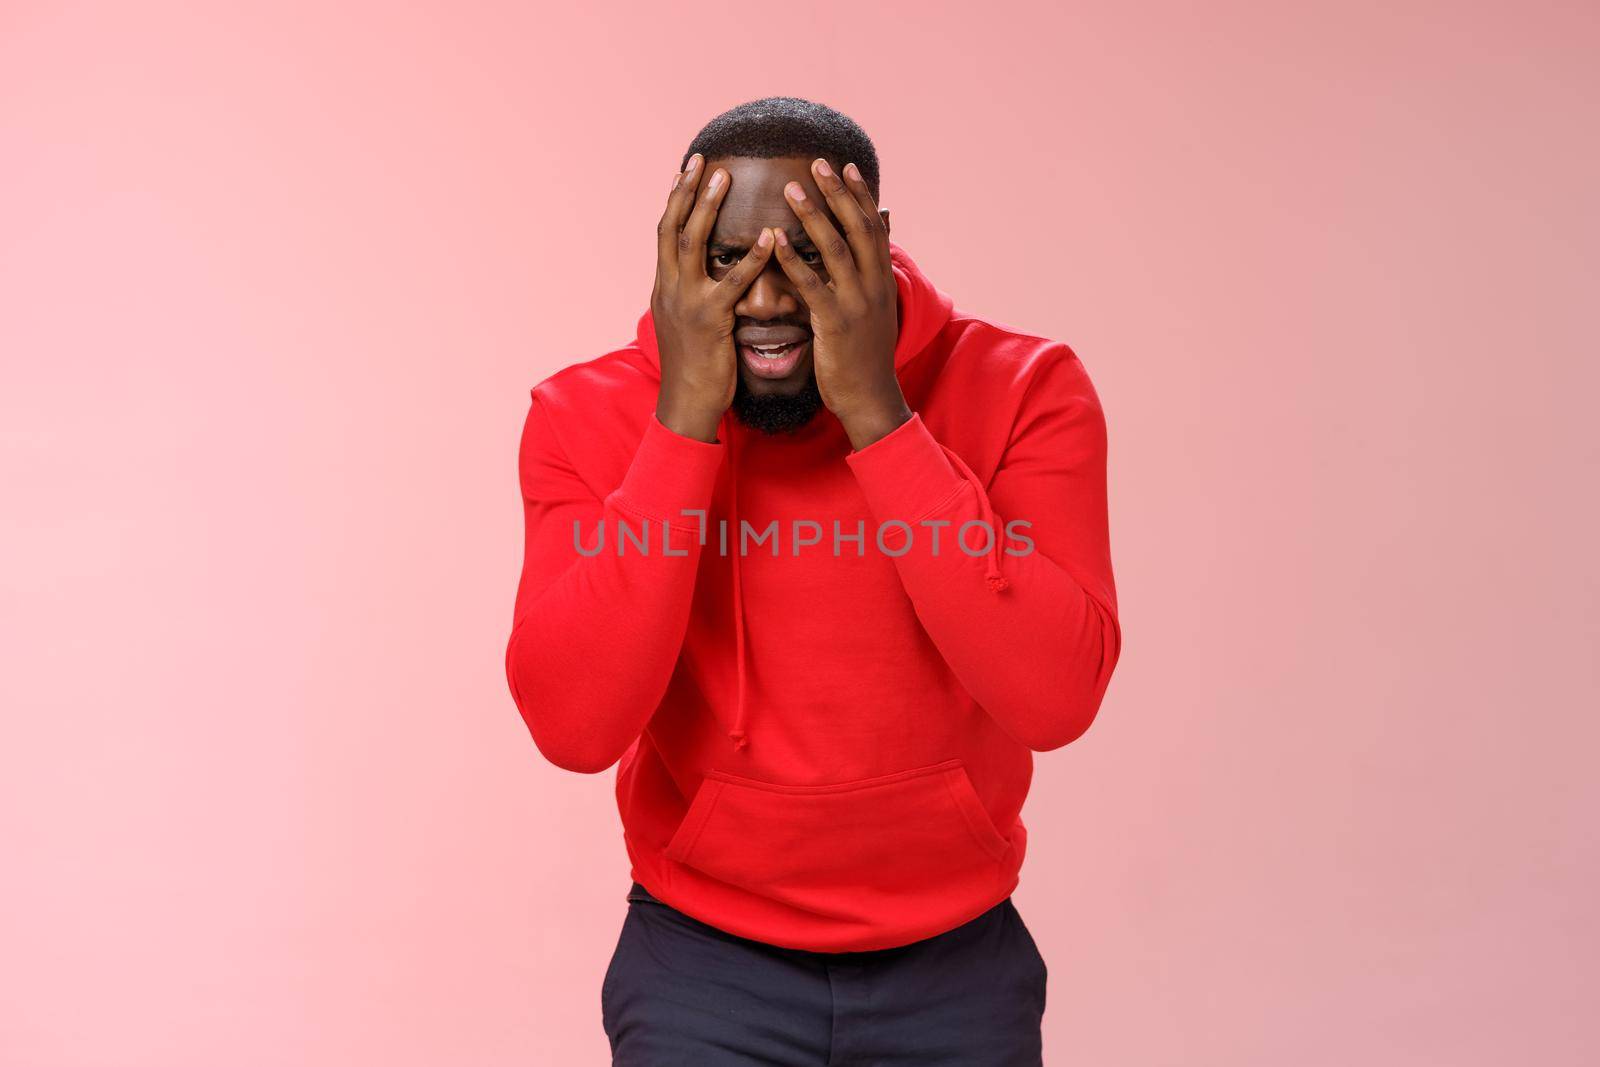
[738,338,810,380]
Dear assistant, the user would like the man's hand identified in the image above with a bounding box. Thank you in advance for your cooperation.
[772,159,908,450]
[652,154,775,443]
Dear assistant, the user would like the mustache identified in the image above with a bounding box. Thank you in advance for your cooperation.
[734,318,810,332]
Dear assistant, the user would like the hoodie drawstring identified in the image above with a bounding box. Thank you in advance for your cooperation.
[937,443,1011,593]
[723,410,751,751]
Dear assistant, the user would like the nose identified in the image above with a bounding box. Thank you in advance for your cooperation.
[733,258,803,321]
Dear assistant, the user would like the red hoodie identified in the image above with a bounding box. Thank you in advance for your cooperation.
[506,243,1120,952]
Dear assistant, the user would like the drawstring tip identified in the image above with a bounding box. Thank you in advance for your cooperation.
[985,573,1011,593]
[728,729,748,750]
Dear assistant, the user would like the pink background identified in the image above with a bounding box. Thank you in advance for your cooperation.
[4,2,1596,1063]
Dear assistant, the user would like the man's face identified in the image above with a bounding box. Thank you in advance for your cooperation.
[703,156,849,401]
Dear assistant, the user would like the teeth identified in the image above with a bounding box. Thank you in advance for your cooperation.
[750,343,795,357]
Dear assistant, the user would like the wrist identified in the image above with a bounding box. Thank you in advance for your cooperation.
[657,386,724,443]
[836,388,912,451]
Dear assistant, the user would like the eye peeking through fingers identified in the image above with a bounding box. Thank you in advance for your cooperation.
[709,250,742,272]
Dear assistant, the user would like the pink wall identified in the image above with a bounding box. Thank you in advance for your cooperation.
[4,2,1596,1063]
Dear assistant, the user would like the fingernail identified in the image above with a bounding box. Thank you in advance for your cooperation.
[708,170,725,193]
[786,182,805,202]
[844,162,861,182]
[814,159,833,179]
[686,154,700,172]
[775,228,788,246]
[757,228,773,248]
[672,172,682,191]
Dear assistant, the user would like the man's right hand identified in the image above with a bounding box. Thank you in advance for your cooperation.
[651,154,775,443]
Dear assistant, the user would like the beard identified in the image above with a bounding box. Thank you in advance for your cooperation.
[731,373,824,435]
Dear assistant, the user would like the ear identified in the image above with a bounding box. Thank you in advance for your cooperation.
[880,208,891,236]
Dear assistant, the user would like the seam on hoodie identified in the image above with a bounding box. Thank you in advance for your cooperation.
[706,758,964,796]
[607,493,707,537]
[528,389,607,502]
[993,341,1081,473]
[673,780,725,863]
[941,770,1012,863]
[903,477,977,526]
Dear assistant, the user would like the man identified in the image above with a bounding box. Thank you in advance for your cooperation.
[505,97,1121,1064]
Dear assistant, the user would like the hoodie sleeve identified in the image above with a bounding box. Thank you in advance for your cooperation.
[845,347,1122,751]
[505,393,724,773]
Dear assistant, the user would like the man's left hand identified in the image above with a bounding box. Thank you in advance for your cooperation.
[772,159,909,450]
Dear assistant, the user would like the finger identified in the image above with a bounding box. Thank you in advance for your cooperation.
[678,165,729,278]
[841,162,892,263]
[770,227,832,305]
[782,179,857,290]
[713,227,776,302]
[810,158,880,276]
[656,154,704,275]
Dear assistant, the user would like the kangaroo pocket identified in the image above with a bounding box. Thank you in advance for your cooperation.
[664,758,1014,924]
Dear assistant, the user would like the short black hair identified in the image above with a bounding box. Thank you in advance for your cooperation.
[683,96,881,200]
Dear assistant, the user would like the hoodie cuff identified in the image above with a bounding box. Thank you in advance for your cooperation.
[610,414,726,531]
[845,412,969,523]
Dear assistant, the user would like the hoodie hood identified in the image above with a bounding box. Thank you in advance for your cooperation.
[632,241,955,376]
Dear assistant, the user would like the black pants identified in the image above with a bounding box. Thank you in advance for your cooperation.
[601,881,1047,1066]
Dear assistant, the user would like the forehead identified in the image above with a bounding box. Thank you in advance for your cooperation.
[707,155,844,246]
